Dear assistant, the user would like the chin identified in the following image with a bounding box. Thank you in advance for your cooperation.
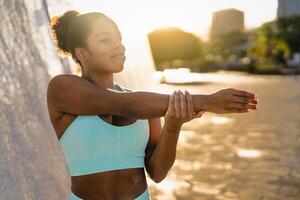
[114,64,124,73]
[118,65,124,72]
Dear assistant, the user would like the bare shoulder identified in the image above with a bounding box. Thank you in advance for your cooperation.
[48,73,80,89]
[47,74,79,110]
[47,74,77,107]
[47,74,80,97]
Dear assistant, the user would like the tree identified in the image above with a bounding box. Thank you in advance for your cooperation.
[276,15,300,53]
[248,22,291,65]
[148,27,203,70]
[208,30,249,58]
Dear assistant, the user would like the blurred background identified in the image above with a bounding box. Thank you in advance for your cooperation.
[0,0,299,199]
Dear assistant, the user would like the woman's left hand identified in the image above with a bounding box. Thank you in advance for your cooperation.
[164,90,206,131]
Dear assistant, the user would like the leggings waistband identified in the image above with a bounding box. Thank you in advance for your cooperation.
[69,188,151,200]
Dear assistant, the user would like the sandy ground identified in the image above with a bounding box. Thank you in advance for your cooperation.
[146,71,300,200]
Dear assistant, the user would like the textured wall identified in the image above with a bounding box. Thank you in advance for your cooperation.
[0,0,70,199]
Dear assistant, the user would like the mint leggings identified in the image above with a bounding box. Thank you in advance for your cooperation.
[69,188,151,200]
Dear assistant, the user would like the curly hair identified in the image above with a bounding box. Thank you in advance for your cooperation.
[50,10,107,67]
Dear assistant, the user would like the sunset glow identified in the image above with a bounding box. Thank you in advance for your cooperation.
[67,0,278,70]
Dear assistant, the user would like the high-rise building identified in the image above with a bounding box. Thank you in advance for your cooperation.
[278,0,300,17]
[210,8,244,40]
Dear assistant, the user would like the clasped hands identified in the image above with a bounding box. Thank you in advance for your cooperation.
[164,88,259,131]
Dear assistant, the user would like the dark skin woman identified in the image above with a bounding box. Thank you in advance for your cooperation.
[47,10,258,199]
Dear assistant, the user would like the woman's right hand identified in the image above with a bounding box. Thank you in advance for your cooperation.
[206,88,259,114]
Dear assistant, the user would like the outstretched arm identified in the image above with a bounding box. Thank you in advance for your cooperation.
[47,74,209,119]
[47,74,258,119]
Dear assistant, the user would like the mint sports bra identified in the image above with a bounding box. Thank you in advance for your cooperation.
[59,115,150,176]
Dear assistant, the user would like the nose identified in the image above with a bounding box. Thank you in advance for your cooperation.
[113,41,125,54]
[113,39,125,50]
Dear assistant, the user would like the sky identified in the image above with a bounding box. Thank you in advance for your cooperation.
[69,0,277,40]
[66,0,278,68]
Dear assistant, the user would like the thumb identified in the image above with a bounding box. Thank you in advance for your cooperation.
[192,111,206,119]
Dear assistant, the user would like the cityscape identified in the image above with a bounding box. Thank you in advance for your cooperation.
[148,0,300,76]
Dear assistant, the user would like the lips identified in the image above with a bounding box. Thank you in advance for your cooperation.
[111,52,125,57]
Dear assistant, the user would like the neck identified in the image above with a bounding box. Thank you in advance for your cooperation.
[81,72,114,89]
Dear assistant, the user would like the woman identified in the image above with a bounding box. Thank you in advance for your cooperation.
[47,10,258,200]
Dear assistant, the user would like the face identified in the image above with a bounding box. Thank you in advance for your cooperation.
[82,17,126,73]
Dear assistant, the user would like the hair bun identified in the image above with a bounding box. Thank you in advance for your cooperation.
[50,10,80,54]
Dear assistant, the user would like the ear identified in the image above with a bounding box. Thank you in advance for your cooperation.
[74,47,86,61]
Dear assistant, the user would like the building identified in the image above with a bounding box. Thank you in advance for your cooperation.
[210,8,244,40]
[278,0,300,18]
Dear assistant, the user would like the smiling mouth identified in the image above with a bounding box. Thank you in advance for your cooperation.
[111,53,125,57]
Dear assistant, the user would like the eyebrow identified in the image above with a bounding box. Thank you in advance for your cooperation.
[95,32,110,36]
[95,31,122,37]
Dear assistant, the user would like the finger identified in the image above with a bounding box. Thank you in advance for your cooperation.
[167,92,175,115]
[178,90,187,117]
[231,101,258,110]
[197,111,206,117]
[233,97,248,104]
[246,104,257,110]
[245,96,257,104]
[233,96,257,104]
[174,90,180,117]
[233,89,256,99]
[185,90,193,119]
[192,111,206,119]
[231,108,249,113]
[229,102,249,110]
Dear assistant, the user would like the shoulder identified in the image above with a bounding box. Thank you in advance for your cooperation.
[47,73,81,92]
[47,74,83,107]
[48,73,79,85]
